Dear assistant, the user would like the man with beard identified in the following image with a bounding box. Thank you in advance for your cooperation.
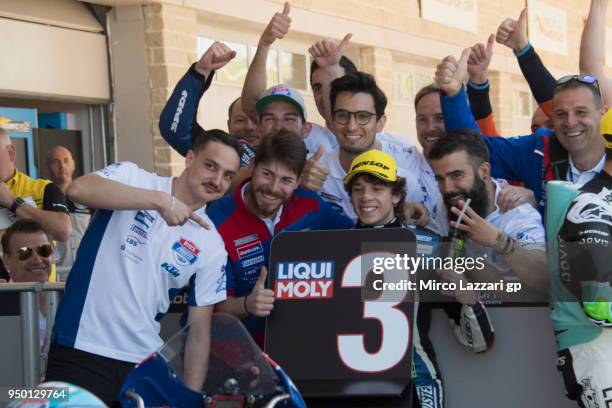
[207,130,353,347]
[428,129,548,291]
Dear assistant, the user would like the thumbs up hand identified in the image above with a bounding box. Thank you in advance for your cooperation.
[260,2,292,48]
[467,34,495,85]
[435,47,471,97]
[308,33,353,69]
[496,8,529,53]
[300,145,330,192]
[245,266,275,317]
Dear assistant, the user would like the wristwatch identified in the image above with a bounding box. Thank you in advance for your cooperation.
[9,197,25,214]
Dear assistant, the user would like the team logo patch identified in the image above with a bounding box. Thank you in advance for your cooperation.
[161,262,180,278]
[172,238,200,266]
[130,224,148,240]
[567,193,612,227]
[241,255,265,268]
[274,261,334,300]
[134,210,155,229]
[234,234,258,246]
[125,234,144,247]
[237,241,263,259]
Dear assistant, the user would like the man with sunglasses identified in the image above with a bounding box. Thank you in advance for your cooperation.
[1,219,55,349]
[0,128,70,282]
[435,51,608,215]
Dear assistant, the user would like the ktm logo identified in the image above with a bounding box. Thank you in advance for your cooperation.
[161,262,180,278]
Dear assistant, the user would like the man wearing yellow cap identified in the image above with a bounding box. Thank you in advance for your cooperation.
[551,108,612,407]
[344,149,495,408]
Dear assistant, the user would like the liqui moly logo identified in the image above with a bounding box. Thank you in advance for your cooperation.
[274,261,334,300]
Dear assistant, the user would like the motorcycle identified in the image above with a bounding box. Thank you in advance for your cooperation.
[119,313,306,408]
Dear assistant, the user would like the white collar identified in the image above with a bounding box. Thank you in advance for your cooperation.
[486,178,506,221]
[568,154,606,178]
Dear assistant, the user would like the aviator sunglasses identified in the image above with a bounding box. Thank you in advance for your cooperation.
[15,244,54,261]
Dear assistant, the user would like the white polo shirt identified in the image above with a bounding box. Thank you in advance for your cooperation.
[52,162,227,363]
[304,123,338,154]
[317,133,447,235]
[465,179,545,278]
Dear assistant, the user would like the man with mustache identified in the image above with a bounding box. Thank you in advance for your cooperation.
[207,130,353,347]
[46,130,241,405]
[428,129,548,291]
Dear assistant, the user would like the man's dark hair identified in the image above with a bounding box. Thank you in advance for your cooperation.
[254,130,307,177]
[427,128,489,170]
[310,56,358,83]
[330,72,387,118]
[345,173,407,221]
[227,97,241,119]
[414,84,441,110]
[192,128,243,158]
[554,80,603,109]
[2,219,51,254]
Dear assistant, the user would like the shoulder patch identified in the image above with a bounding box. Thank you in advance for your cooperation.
[566,192,612,227]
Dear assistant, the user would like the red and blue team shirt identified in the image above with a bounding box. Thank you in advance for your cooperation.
[206,179,353,346]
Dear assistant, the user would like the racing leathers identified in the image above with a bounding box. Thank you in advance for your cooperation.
[554,170,612,408]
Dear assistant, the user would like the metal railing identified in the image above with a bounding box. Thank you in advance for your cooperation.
[0,282,65,387]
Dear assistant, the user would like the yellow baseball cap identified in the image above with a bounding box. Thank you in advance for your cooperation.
[344,150,398,186]
[602,109,612,149]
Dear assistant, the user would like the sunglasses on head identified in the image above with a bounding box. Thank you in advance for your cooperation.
[16,244,54,261]
[555,74,601,98]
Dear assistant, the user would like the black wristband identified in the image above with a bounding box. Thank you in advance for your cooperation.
[10,197,25,214]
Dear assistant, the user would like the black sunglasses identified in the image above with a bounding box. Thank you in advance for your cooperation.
[555,74,601,98]
[16,244,54,261]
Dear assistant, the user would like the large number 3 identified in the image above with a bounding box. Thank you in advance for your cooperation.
[337,253,412,373]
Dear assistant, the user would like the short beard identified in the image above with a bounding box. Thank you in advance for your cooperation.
[444,175,489,220]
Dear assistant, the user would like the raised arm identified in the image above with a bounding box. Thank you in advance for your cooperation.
[241,2,291,124]
[68,167,204,227]
[580,0,612,107]
[308,33,352,122]
[159,42,236,156]
[467,34,500,136]
[497,8,555,118]
[435,48,481,133]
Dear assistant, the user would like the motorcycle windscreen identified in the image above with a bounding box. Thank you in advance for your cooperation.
[160,313,278,396]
